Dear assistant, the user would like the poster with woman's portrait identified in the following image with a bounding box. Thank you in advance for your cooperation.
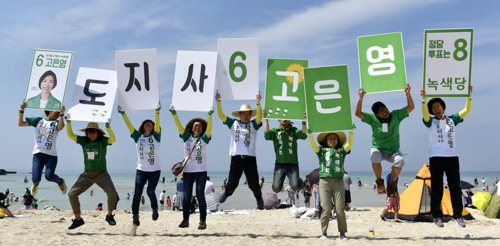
[24,49,74,111]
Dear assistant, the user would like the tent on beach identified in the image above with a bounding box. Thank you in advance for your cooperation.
[385,164,474,222]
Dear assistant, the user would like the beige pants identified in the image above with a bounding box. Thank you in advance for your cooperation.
[69,171,117,214]
[319,177,347,235]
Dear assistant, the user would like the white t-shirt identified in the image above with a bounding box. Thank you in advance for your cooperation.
[205,181,215,195]
[224,118,261,156]
[424,113,462,157]
[27,117,60,156]
[132,130,161,172]
[182,132,211,173]
[39,99,48,108]
[159,192,165,202]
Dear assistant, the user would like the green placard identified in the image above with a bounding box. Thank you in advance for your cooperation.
[357,32,407,94]
[422,28,473,97]
[264,58,308,120]
[304,65,352,133]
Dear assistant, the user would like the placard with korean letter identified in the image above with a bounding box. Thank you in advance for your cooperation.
[171,50,218,112]
[422,28,473,97]
[264,58,308,120]
[217,38,259,100]
[357,32,407,94]
[66,67,117,122]
[116,49,159,110]
[304,65,353,133]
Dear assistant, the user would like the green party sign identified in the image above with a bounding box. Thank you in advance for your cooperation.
[304,65,352,133]
[264,58,308,120]
[357,32,407,94]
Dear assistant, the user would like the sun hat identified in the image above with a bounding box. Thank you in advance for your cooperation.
[231,104,257,118]
[79,122,106,135]
[317,131,347,148]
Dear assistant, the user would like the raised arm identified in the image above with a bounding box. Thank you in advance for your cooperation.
[255,91,262,125]
[57,106,65,131]
[459,86,473,119]
[302,112,307,133]
[154,102,161,134]
[307,129,319,153]
[169,105,185,134]
[405,84,415,114]
[18,100,29,127]
[420,89,431,123]
[106,119,116,145]
[206,106,213,138]
[354,88,365,120]
[65,118,77,142]
[343,125,355,152]
[215,91,227,123]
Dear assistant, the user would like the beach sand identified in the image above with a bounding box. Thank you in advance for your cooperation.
[1,207,499,246]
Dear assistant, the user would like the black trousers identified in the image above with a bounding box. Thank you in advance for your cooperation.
[224,156,262,200]
[429,156,463,218]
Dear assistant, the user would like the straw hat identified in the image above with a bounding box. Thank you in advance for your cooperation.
[185,118,208,135]
[79,122,106,135]
[317,131,347,148]
[231,104,257,118]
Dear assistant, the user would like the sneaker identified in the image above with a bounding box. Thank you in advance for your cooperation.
[178,219,189,228]
[68,218,85,229]
[434,218,444,228]
[380,214,386,221]
[59,178,67,195]
[31,184,38,196]
[375,178,386,194]
[452,217,466,228]
[133,214,140,226]
[106,214,116,226]
[319,235,328,239]
[340,233,348,240]
[256,198,264,210]
[152,208,159,221]
[219,194,227,204]
[198,221,207,230]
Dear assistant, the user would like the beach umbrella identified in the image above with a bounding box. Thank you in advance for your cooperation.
[460,180,475,190]
[205,193,221,209]
[308,168,319,186]
[263,193,279,209]
[472,191,492,211]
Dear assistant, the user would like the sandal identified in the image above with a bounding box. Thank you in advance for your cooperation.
[376,178,386,194]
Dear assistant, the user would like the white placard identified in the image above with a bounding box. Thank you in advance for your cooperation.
[171,50,218,112]
[25,49,74,111]
[116,49,159,110]
[217,38,259,100]
[67,68,117,122]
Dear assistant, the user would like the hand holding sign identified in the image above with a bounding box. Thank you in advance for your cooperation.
[169,104,176,115]
[215,90,221,102]
[59,106,66,115]
[117,105,124,114]
[106,118,112,128]
[208,106,214,115]
[405,84,411,96]
[358,88,366,98]
[256,91,261,103]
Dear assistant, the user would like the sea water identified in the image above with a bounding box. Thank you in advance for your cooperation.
[0,170,498,211]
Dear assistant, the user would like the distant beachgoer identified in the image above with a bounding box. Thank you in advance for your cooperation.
[343,172,352,211]
[482,178,486,186]
[18,101,67,196]
[355,85,414,196]
[65,118,118,230]
[159,190,166,208]
[303,177,312,208]
[421,86,472,228]
[215,91,264,210]
[307,125,355,240]
[166,196,172,210]
[474,177,478,187]
[176,176,184,211]
[357,178,362,187]
[0,192,15,218]
[173,193,178,211]
[90,189,94,196]
[205,177,215,196]
[119,103,162,227]
[95,203,103,211]
[380,172,400,222]
[170,104,213,230]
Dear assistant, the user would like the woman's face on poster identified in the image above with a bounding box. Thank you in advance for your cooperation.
[40,75,55,93]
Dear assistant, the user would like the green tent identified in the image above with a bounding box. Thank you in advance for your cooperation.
[484,187,500,219]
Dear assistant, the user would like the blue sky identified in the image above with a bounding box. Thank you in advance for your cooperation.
[1,0,499,175]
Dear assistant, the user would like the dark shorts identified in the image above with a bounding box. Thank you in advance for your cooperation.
[304,195,311,203]
[345,190,351,203]
[160,200,164,205]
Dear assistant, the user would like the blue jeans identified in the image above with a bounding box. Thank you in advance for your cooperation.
[272,163,304,193]
[132,170,161,215]
[183,171,207,222]
[32,153,62,186]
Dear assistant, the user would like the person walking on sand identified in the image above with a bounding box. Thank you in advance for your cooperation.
[380,172,401,222]
[65,115,118,230]
[18,101,67,196]
[118,102,162,227]
[420,86,472,228]
[355,84,414,196]
[343,172,353,211]
[215,91,264,210]
[264,112,308,194]
[169,104,213,230]
[307,125,355,240]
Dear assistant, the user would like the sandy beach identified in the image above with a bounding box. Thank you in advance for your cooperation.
[1,206,499,246]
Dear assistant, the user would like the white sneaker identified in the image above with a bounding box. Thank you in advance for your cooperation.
[320,235,328,239]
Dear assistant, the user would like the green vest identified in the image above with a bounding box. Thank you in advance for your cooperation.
[317,146,349,178]
[264,126,307,164]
